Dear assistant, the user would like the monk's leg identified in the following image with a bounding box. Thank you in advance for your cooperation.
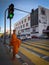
[11,48,16,60]
[13,54,15,60]
[12,46,18,60]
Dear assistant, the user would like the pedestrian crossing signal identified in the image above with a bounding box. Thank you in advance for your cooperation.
[9,13,14,18]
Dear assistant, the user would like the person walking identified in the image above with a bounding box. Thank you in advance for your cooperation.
[9,30,21,60]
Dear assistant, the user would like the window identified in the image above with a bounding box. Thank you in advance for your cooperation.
[21,25,22,28]
[41,8,45,15]
[23,24,25,28]
[26,23,28,26]
[22,21,23,24]
[42,17,45,19]
[39,20,41,23]
[43,22,47,24]
[28,16,30,21]
[21,29,24,32]
[33,28,36,32]
[24,19,26,22]
[19,22,20,24]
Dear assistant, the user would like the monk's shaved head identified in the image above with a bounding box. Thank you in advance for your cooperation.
[13,30,16,34]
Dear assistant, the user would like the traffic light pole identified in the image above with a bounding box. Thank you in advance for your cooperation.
[4,4,30,44]
[4,8,8,44]
[14,8,30,13]
[10,19,11,38]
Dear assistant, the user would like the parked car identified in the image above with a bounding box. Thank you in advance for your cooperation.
[26,34,31,39]
[15,35,26,40]
[39,35,48,39]
[17,35,20,39]
[32,35,38,38]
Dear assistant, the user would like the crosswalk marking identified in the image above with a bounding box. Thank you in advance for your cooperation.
[21,46,41,57]
[32,42,49,47]
[23,41,49,47]
[31,44,49,50]
[23,42,49,50]
[42,56,48,59]
[19,47,49,65]
[20,40,49,65]
[21,44,49,56]
[26,40,49,45]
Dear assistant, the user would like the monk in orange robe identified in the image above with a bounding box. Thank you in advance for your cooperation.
[9,30,21,60]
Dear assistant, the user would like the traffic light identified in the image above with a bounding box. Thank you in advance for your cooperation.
[8,4,14,19]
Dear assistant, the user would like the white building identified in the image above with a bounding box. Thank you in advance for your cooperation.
[38,6,49,36]
[14,6,49,39]
[14,14,31,39]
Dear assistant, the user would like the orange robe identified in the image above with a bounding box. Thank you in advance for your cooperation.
[10,34,21,55]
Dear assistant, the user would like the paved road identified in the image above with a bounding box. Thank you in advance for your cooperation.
[20,39,49,65]
[0,39,13,65]
[0,38,22,65]
[0,37,49,65]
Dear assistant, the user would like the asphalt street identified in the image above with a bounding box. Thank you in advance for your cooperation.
[0,38,13,65]
[0,38,22,65]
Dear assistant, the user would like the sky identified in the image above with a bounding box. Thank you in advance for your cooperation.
[0,0,49,33]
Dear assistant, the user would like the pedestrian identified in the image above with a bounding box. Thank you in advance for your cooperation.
[9,30,21,60]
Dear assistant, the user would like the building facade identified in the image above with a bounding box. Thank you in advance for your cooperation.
[14,6,49,39]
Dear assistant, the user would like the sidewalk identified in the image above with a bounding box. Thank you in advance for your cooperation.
[0,39,22,65]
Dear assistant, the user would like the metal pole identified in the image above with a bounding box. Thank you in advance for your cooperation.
[4,8,8,44]
[10,19,11,38]
[8,19,11,52]
[14,8,30,13]
[4,10,6,44]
